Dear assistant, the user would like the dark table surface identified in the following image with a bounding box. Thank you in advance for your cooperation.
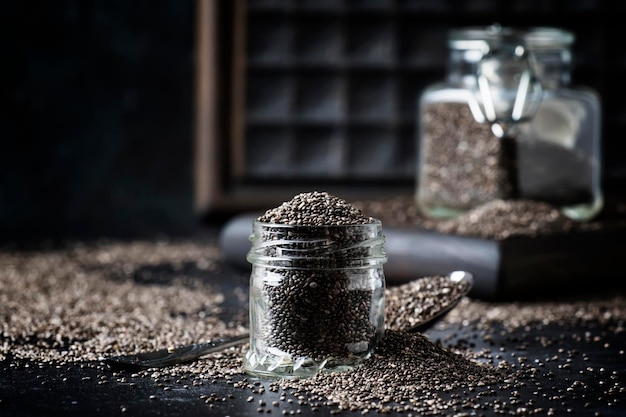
[1,232,625,417]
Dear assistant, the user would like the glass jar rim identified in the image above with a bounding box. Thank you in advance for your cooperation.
[448,24,511,50]
[449,25,574,50]
[248,219,387,269]
[523,27,574,49]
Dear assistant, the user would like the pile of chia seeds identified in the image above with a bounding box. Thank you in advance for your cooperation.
[352,196,604,240]
[257,191,376,226]
[249,191,384,365]
[385,274,472,332]
[273,329,506,414]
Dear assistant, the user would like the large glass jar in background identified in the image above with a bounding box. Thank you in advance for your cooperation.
[243,220,387,379]
[416,25,602,221]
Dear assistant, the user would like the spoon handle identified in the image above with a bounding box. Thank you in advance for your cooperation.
[103,334,249,370]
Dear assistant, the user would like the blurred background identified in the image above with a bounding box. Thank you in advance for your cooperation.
[2,0,625,243]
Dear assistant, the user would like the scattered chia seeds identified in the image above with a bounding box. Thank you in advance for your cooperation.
[0,239,247,365]
[1,237,624,415]
[245,192,386,376]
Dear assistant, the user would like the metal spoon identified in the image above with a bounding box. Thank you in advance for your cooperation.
[103,271,473,370]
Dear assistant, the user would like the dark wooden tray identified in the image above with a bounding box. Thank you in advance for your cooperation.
[219,213,626,300]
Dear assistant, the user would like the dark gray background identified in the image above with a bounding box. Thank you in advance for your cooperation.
[2,0,625,242]
[2,1,197,240]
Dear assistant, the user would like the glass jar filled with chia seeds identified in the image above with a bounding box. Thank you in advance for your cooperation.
[243,192,387,379]
[416,25,602,221]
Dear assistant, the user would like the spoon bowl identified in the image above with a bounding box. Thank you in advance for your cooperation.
[103,271,473,370]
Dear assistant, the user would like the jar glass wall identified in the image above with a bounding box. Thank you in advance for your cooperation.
[244,220,387,379]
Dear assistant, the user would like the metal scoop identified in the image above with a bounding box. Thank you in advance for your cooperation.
[103,271,473,370]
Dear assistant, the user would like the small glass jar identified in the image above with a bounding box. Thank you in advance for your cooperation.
[416,25,602,221]
[243,220,387,379]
